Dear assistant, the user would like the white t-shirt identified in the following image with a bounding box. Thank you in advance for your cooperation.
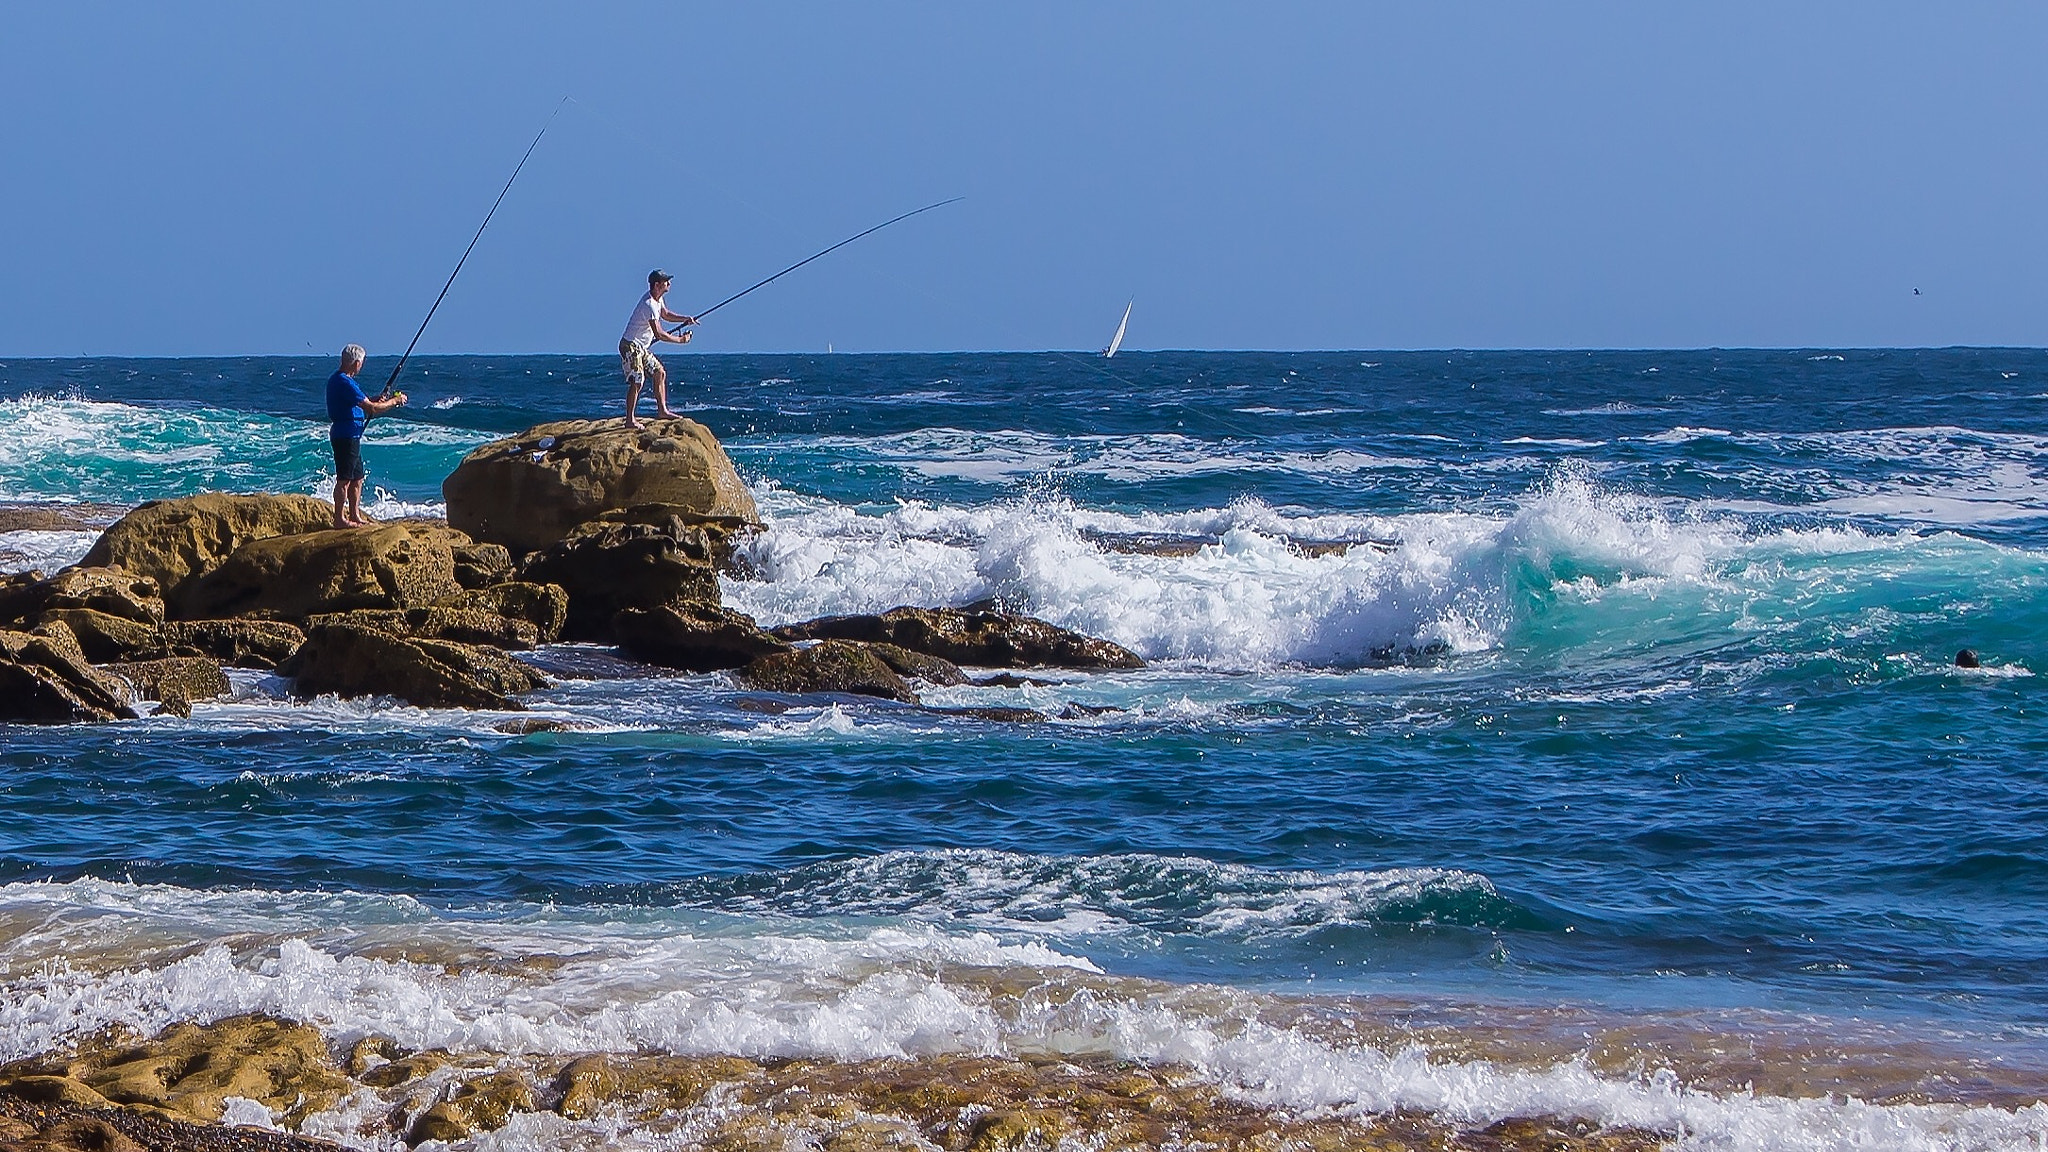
[621,293,662,349]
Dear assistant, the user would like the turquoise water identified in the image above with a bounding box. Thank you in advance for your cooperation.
[2,351,2045,1150]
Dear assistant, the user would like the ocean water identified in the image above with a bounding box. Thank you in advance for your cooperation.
[1,349,2045,1151]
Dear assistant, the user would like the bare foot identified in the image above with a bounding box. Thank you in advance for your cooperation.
[332,519,353,530]
[625,418,642,429]
[654,409,678,419]
[354,513,379,526]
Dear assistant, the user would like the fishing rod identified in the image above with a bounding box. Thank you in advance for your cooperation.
[377,99,565,399]
[666,196,964,333]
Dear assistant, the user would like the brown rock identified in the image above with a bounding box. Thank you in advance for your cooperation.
[443,417,759,555]
[22,1116,146,1152]
[57,1014,348,1127]
[0,1075,115,1110]
[452,541,514,589]
[77,494,335,604]
[27,609,156,663]
[0,627,138,724]
[177,523,466,621]
[406,1070,538,1144]
[439,581,568,644]
[150,619,306,670]
[19,567,164,625]
[279,621,546,710]
[552,1055,620,1121]
[0,571,46,622]
[868,642,969,686]
[304,606,539,651]
[773,607,1144,670]
[102,657,230,718]
[735,640,919,703]
[519,520,721,642]
[615,603,790,671]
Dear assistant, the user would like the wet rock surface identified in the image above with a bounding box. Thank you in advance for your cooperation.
[773,606,1144,671]
[103,657,230,718]
[278,620,547,710]
[616,603,791,671]
[2,1024,1670,1152]
[444,417,759,555]
[303,606,540,651]
[735,639,920,703]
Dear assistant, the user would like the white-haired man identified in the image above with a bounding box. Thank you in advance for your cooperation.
[325,344,408,529]
[621,269,695,428]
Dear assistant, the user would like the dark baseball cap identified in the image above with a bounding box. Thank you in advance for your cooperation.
[648,269,672,285]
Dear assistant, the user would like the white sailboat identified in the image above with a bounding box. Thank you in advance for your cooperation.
[1102,300,1132,358]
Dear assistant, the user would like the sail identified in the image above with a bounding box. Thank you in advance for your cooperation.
[1104,301,1132,358]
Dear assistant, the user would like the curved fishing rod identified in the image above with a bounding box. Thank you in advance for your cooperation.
[377,99,565,399]
[668,196,964,332]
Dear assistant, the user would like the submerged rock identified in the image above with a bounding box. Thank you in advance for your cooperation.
[178,522,467,621]
[444,417,759,555]
[519,519,722,642]
[0,625,138,724]
[869,642,970,686]
[615,603,791,671]
[279,621,547,710]
[78,493,335,605]
[774,606,1144,670]
[735,640,920,703]
[102,657,230,717]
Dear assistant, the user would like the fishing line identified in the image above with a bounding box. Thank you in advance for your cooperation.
[377,98,567,400]
[670,198,965,332]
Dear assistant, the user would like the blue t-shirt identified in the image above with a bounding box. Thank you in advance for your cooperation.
[326,371,368,440]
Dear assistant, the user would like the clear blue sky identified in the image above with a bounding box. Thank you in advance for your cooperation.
[3,3,2045,355]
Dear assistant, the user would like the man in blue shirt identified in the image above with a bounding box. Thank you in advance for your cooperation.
[325,344,408,529]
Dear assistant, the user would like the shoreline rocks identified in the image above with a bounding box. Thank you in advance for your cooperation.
[444,417,759,555]
[278,621,548,711]
[772,606,1144,670]
[0,1020,1669,1152]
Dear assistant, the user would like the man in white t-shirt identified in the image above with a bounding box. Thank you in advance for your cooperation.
[620,269,696,428]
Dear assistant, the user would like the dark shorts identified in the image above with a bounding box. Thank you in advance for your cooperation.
[331,436,366,483]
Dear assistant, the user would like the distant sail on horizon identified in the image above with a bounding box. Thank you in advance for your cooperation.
[1103,300,1132,358]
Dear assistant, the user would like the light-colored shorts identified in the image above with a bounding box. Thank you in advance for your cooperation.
[620,339,661,385]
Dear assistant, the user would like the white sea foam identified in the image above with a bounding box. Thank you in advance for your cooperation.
[1,879,2040,1152]
[0,529,96,572]
[724,476,1953,671]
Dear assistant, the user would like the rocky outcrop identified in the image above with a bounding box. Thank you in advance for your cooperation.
[0,1014,347,1128]
[615,604,791,671]
[279,620,547,710]
[444,418,759,555]
[734,640,919,703]
[438,581,568,644]
[77,494,334,605]
[773,606,1144,670]
[26,608,156,663]
[519,519,722,642]
[149,618,306,669]
[0,625,138,724]
[0,566,165,626]
[304,606,540,650]
[178,523,466,621]
[869,642,970,686]
[103,657,230,718]
[452,541,514,589]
